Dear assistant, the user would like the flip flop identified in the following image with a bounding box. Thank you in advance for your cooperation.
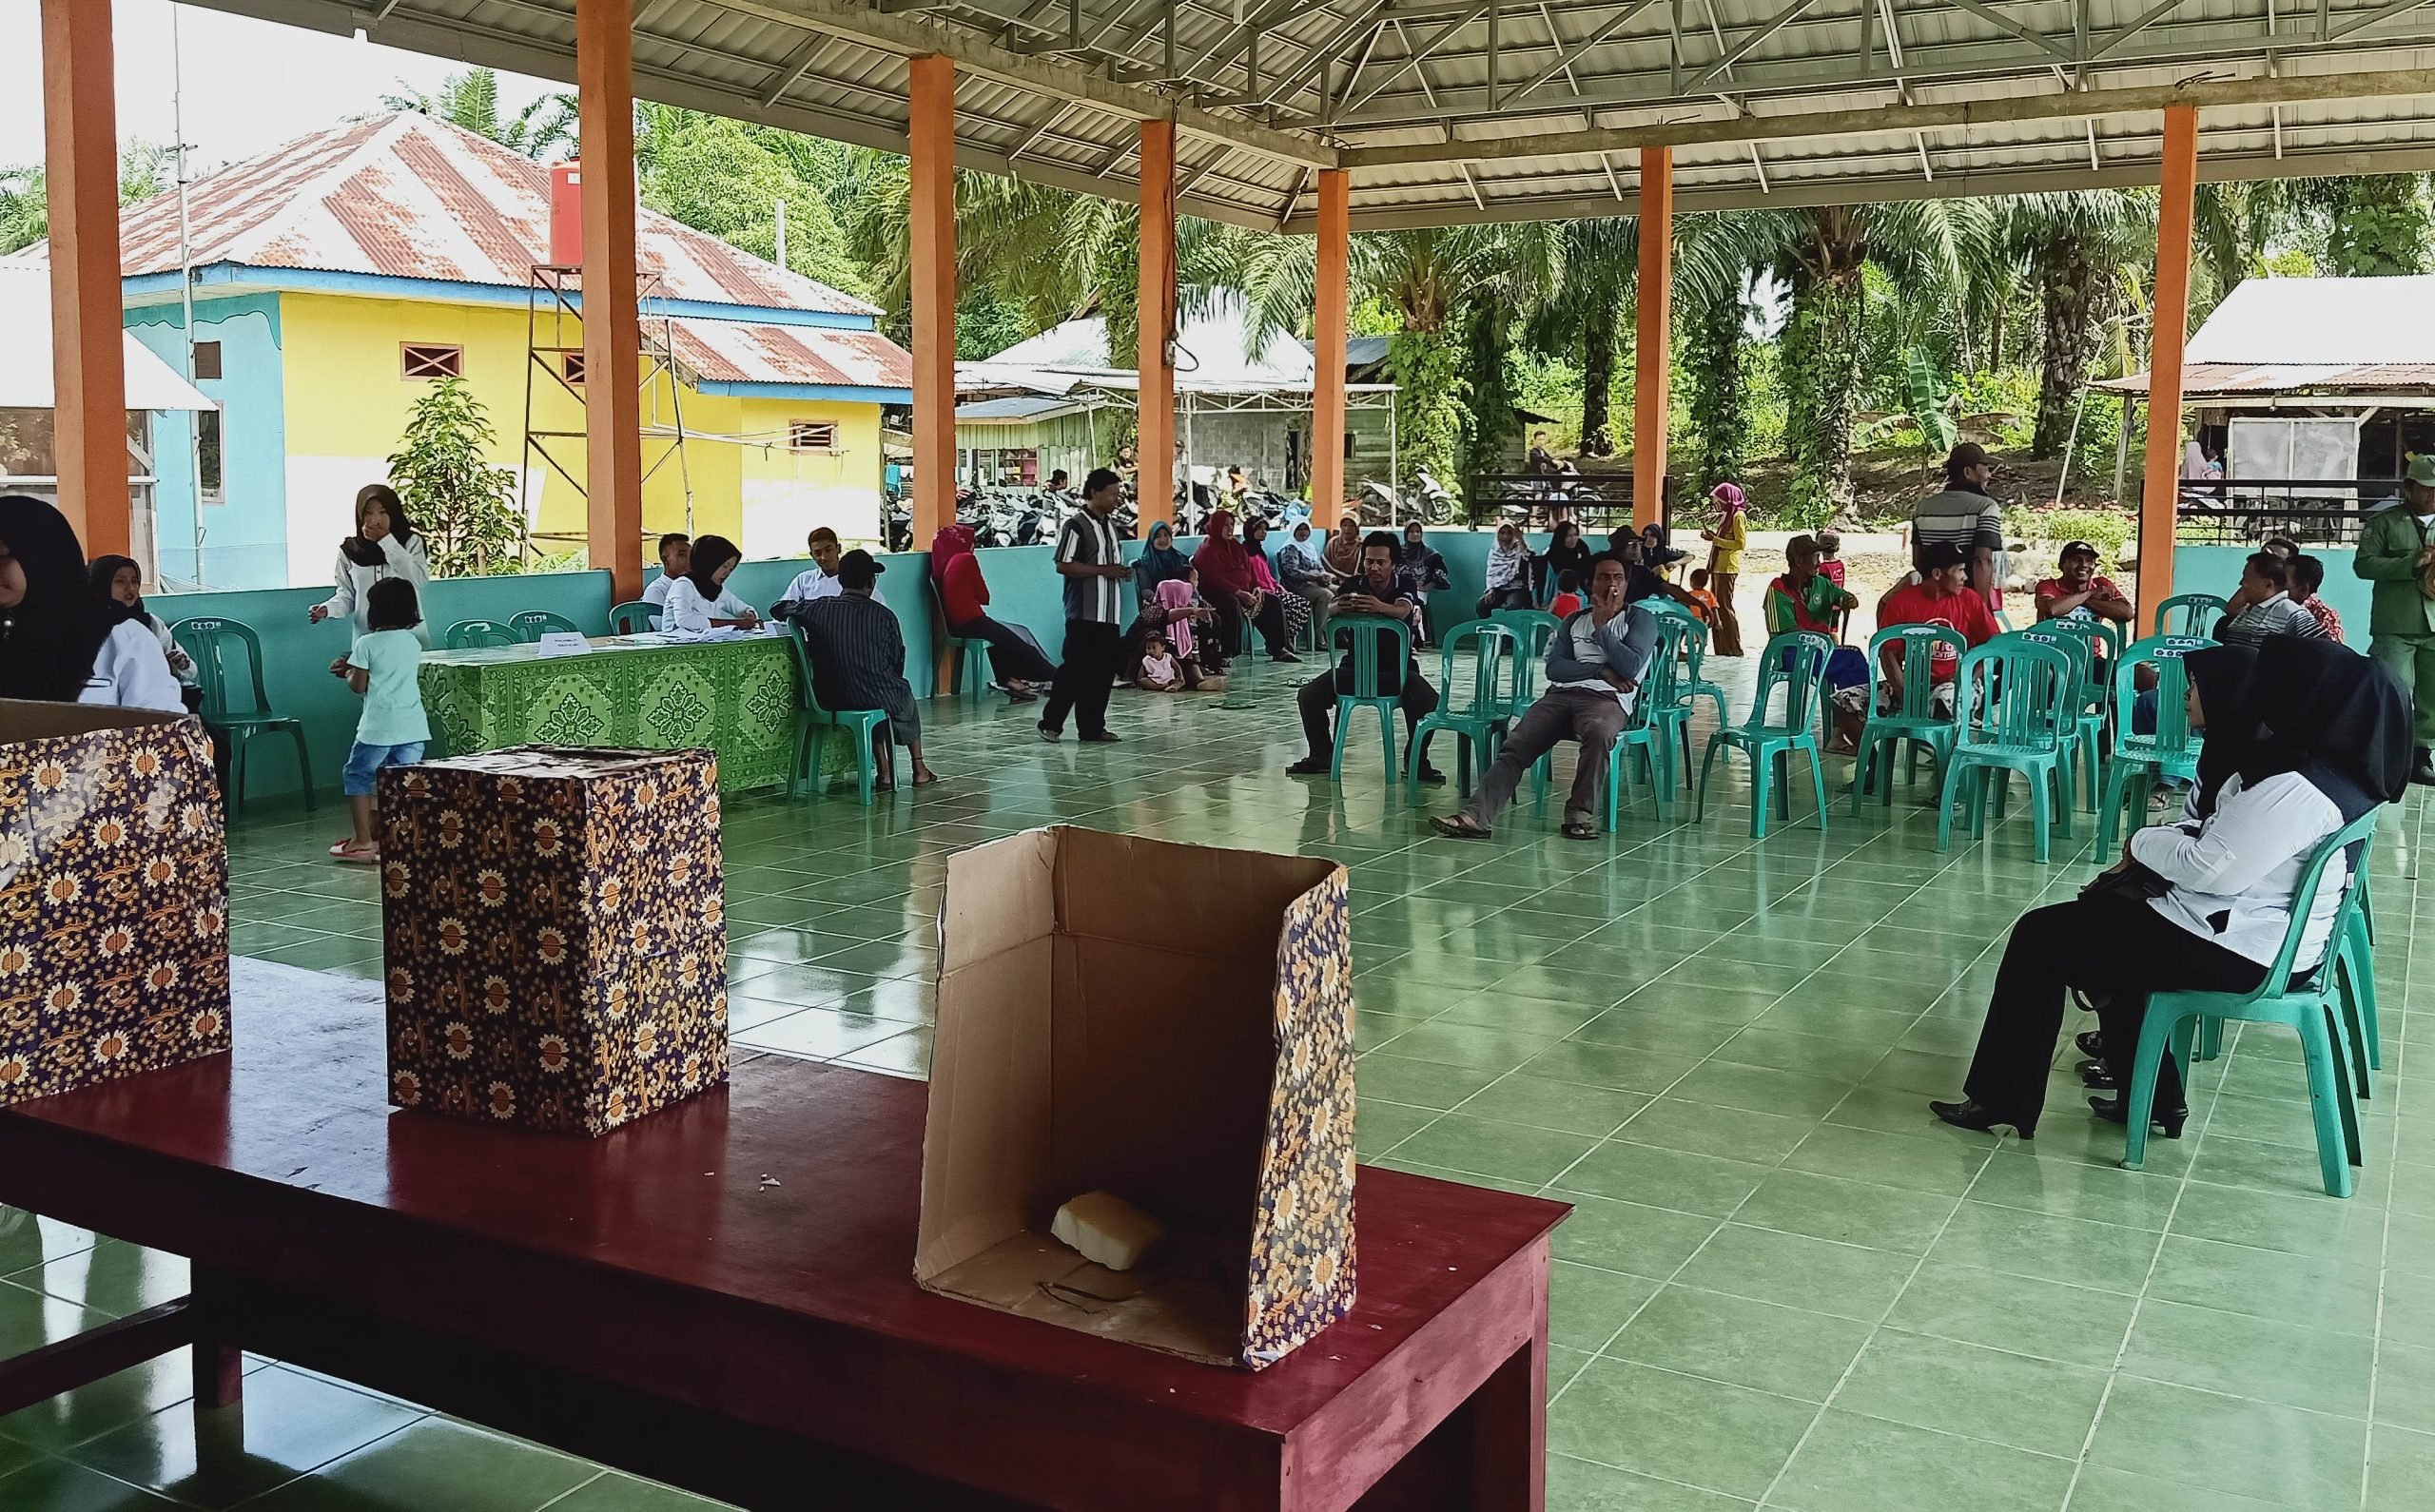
[331,842,380,865]
[1560,822,1602,841]
[1430,815,1490,841]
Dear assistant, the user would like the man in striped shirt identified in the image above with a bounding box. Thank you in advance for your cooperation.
[797,550,937,787]
[1041,467,1132,743]
[2218,551,2330,647]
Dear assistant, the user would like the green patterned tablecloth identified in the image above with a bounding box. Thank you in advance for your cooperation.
[418,633,801,793]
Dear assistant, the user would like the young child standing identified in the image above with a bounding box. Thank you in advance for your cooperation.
[1685,568,1722,627]
[332,576,430,863]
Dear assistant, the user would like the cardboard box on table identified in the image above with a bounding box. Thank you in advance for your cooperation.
[0,702,230,1108]
[380,746,729,1136]
[916,827,1357,1369]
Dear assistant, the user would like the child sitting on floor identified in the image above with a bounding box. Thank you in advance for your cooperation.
[1549,570,1584,619]
[330,576,431,865]
[1138,632,1184,691]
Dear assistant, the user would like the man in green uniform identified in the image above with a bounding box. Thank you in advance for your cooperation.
[2355,455,2435,785]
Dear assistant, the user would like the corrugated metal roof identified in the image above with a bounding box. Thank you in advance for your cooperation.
[2099,363,2435,395]
[2103,276,2435,395]
[665,317,912,390]
[108,112,879,318]
[203,0,2435,230]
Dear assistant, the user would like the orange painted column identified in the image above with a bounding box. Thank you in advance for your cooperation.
[576,0,644,602]
[1632,147,1673,532]
[41,0,130,558]
[1310,170,1352,522]
[2136,105,2199,633]
[1137,117,1178,526]
[909,54,957,546]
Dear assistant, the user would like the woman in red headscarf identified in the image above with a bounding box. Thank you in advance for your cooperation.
[1191,509,1299,663]
[930,524,1057,702]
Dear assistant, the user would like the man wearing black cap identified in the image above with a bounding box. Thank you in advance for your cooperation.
[1910,442,2006,611]
[1841,542,1999,746]
[2033,541,2133,629]
[795,550,938,787]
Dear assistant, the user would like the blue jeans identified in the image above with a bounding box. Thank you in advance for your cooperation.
[343,740,425,797]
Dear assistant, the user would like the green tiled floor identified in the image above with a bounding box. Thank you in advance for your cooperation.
[3,651,2428,1510]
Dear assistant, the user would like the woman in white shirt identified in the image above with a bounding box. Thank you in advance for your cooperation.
[660,534,762,635]
[0,495,185,714]
[309,484,431,642]
[1932,639,2409,1141]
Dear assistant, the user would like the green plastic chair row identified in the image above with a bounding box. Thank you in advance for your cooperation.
[443,611,581,649]
[2121,808,2383,1195]
[1695,630,1833,838]
[2155,591,2230,639]
[1604,612,1698,826]
[166,616,314,817]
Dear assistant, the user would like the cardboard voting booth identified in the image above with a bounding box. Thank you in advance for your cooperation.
[380,746,729,1135]
[916,827,1357,1369]
[0,702,230,1108]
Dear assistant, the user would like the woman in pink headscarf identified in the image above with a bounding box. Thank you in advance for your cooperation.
[930,523,1057,702]
[1698,482,1751,657]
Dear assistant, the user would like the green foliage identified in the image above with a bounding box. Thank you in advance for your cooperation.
[2021,506,2134,566]
[1386,334,1462,495]
[1458,302,1522,499]
[955,286,1031,362]
[2326,175,2432,276]
[387,378,524,578]
[637,107,866,297]
[1680,291,1748,498]
[1511,352,1583,449]
[382,68,576,159]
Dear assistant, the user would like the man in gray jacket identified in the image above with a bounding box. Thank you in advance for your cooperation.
[1432,553,1661,841]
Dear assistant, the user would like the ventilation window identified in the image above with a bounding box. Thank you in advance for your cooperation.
[192,340,222,381]
[789,421,838,452]
[561,352,587,385]
[401,343,463,379]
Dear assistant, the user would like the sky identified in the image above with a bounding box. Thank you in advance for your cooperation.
[0,0,562,173]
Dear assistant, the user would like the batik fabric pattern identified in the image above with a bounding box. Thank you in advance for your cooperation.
[380,745,729,1136]
[1240,862,1358,1368]
[0,716,230,1107]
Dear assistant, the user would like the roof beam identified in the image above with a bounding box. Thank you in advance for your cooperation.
[1336,3,1489,116]
[1690,0,1815,90]
[1944,0,2076,62]
[1338,63,2435,166]
[1500,0,1663,109]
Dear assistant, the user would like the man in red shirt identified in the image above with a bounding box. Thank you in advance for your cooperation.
[2033,540,2134,630]
[1837,543,1999,745]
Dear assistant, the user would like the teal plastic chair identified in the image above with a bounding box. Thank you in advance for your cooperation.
[168,616,315,816]
[2095,635,2212,850]
[508,610,581,642]
[2121,808,2382,1195]
[1694,631,1832,838]
[444,618,518,649]
[2003,626,2099,812]
[782,628,889,804]
[1605,613,1694,826]
[1936,637,2075,862]
[609,600,657,636]
[1850,624,1967,814]
[1325,614,1412,781]
[2155,592,2230,638]
[2036,617,2120,809]
[929,583,991,698]
[1409,621,1518,792]
[2337,866,2383,1076]
[1490,609,1563,799]
[1644,599,1727,785]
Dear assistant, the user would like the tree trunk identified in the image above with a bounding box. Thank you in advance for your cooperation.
[1684,294,1744,494]
[1579,298,1620,456]
[2031,234,2094,459]
[1791,272,1866,526]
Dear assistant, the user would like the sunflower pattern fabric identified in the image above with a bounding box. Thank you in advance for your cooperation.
[0,711,230,1108]
[380,745,729,1136]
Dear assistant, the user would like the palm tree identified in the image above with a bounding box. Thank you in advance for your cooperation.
[1979,191,2155,457]
[1677,203,1962,520]
[1528,219,1637,455]
[384,68,576,158]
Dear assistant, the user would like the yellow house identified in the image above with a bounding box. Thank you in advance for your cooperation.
[105,112,910,590]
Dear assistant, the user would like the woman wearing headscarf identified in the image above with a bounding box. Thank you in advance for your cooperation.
[1193,510,1297,662]
[1323,513,1363,580]
[1932,640,2409,1141]
[1534,520,1594,604]
[1476,522,1534,618]
[1242,517,1309,650]
[1395,522,1451,645]
[930,523,1056,703]
[1697,482,1749,655]
[0,495,184,712]
[1276,518,1334,631]
[90,554,202,708]
[661,534,762,634]
[309,483,432,643]
[1132,520,1194,598]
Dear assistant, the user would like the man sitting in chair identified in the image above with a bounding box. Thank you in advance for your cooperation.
[1432,553,1660,842]
[1286,532,1445,784]
[796,550,937,789]
[1834,541,1997,750]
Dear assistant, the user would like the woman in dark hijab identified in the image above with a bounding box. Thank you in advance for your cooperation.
[0,495,182,710]
[1133,520,1193,594]
[1534,519,1594,601]
[1930,640,2406,1142]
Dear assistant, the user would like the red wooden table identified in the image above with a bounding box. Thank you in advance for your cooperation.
[0,965,1567,1511]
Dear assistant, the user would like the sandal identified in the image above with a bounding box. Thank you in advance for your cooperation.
[1559,821,1602,841]
[331,841,380,864]
[1430,814,1491,841]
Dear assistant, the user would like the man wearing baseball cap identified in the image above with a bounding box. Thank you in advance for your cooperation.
[2034,541,2133,630]
[1909,442,2006,612]
[793,550,938,788]
[2354,453,2435,784]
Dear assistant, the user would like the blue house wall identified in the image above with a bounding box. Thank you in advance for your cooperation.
[126,293,288,591]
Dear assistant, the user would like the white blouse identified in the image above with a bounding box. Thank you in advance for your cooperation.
[661,576,755,634]
[317,533,432,640]
[2133,769,2347,969]
[78,621,188,714]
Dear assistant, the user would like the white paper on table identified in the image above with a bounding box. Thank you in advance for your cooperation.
[534,631,594,659]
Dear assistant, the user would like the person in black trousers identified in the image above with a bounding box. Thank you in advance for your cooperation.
[1286,532,1444,782]
[1041,468,1132,743]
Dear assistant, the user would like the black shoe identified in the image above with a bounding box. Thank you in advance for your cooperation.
[1003,687,1038,705]
[2077,1059,2118,1090]
[2075,1030,2106,1059]
[1037,723,1061,742]
[2089,1095,2186,1138]
[1928,1099,2035,1139]
[1270,650,1302,664]
[2412,747,2435,787]
[1287,756,1332,776]
[1078,730,1121,744]
[1415,766,1447,786]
